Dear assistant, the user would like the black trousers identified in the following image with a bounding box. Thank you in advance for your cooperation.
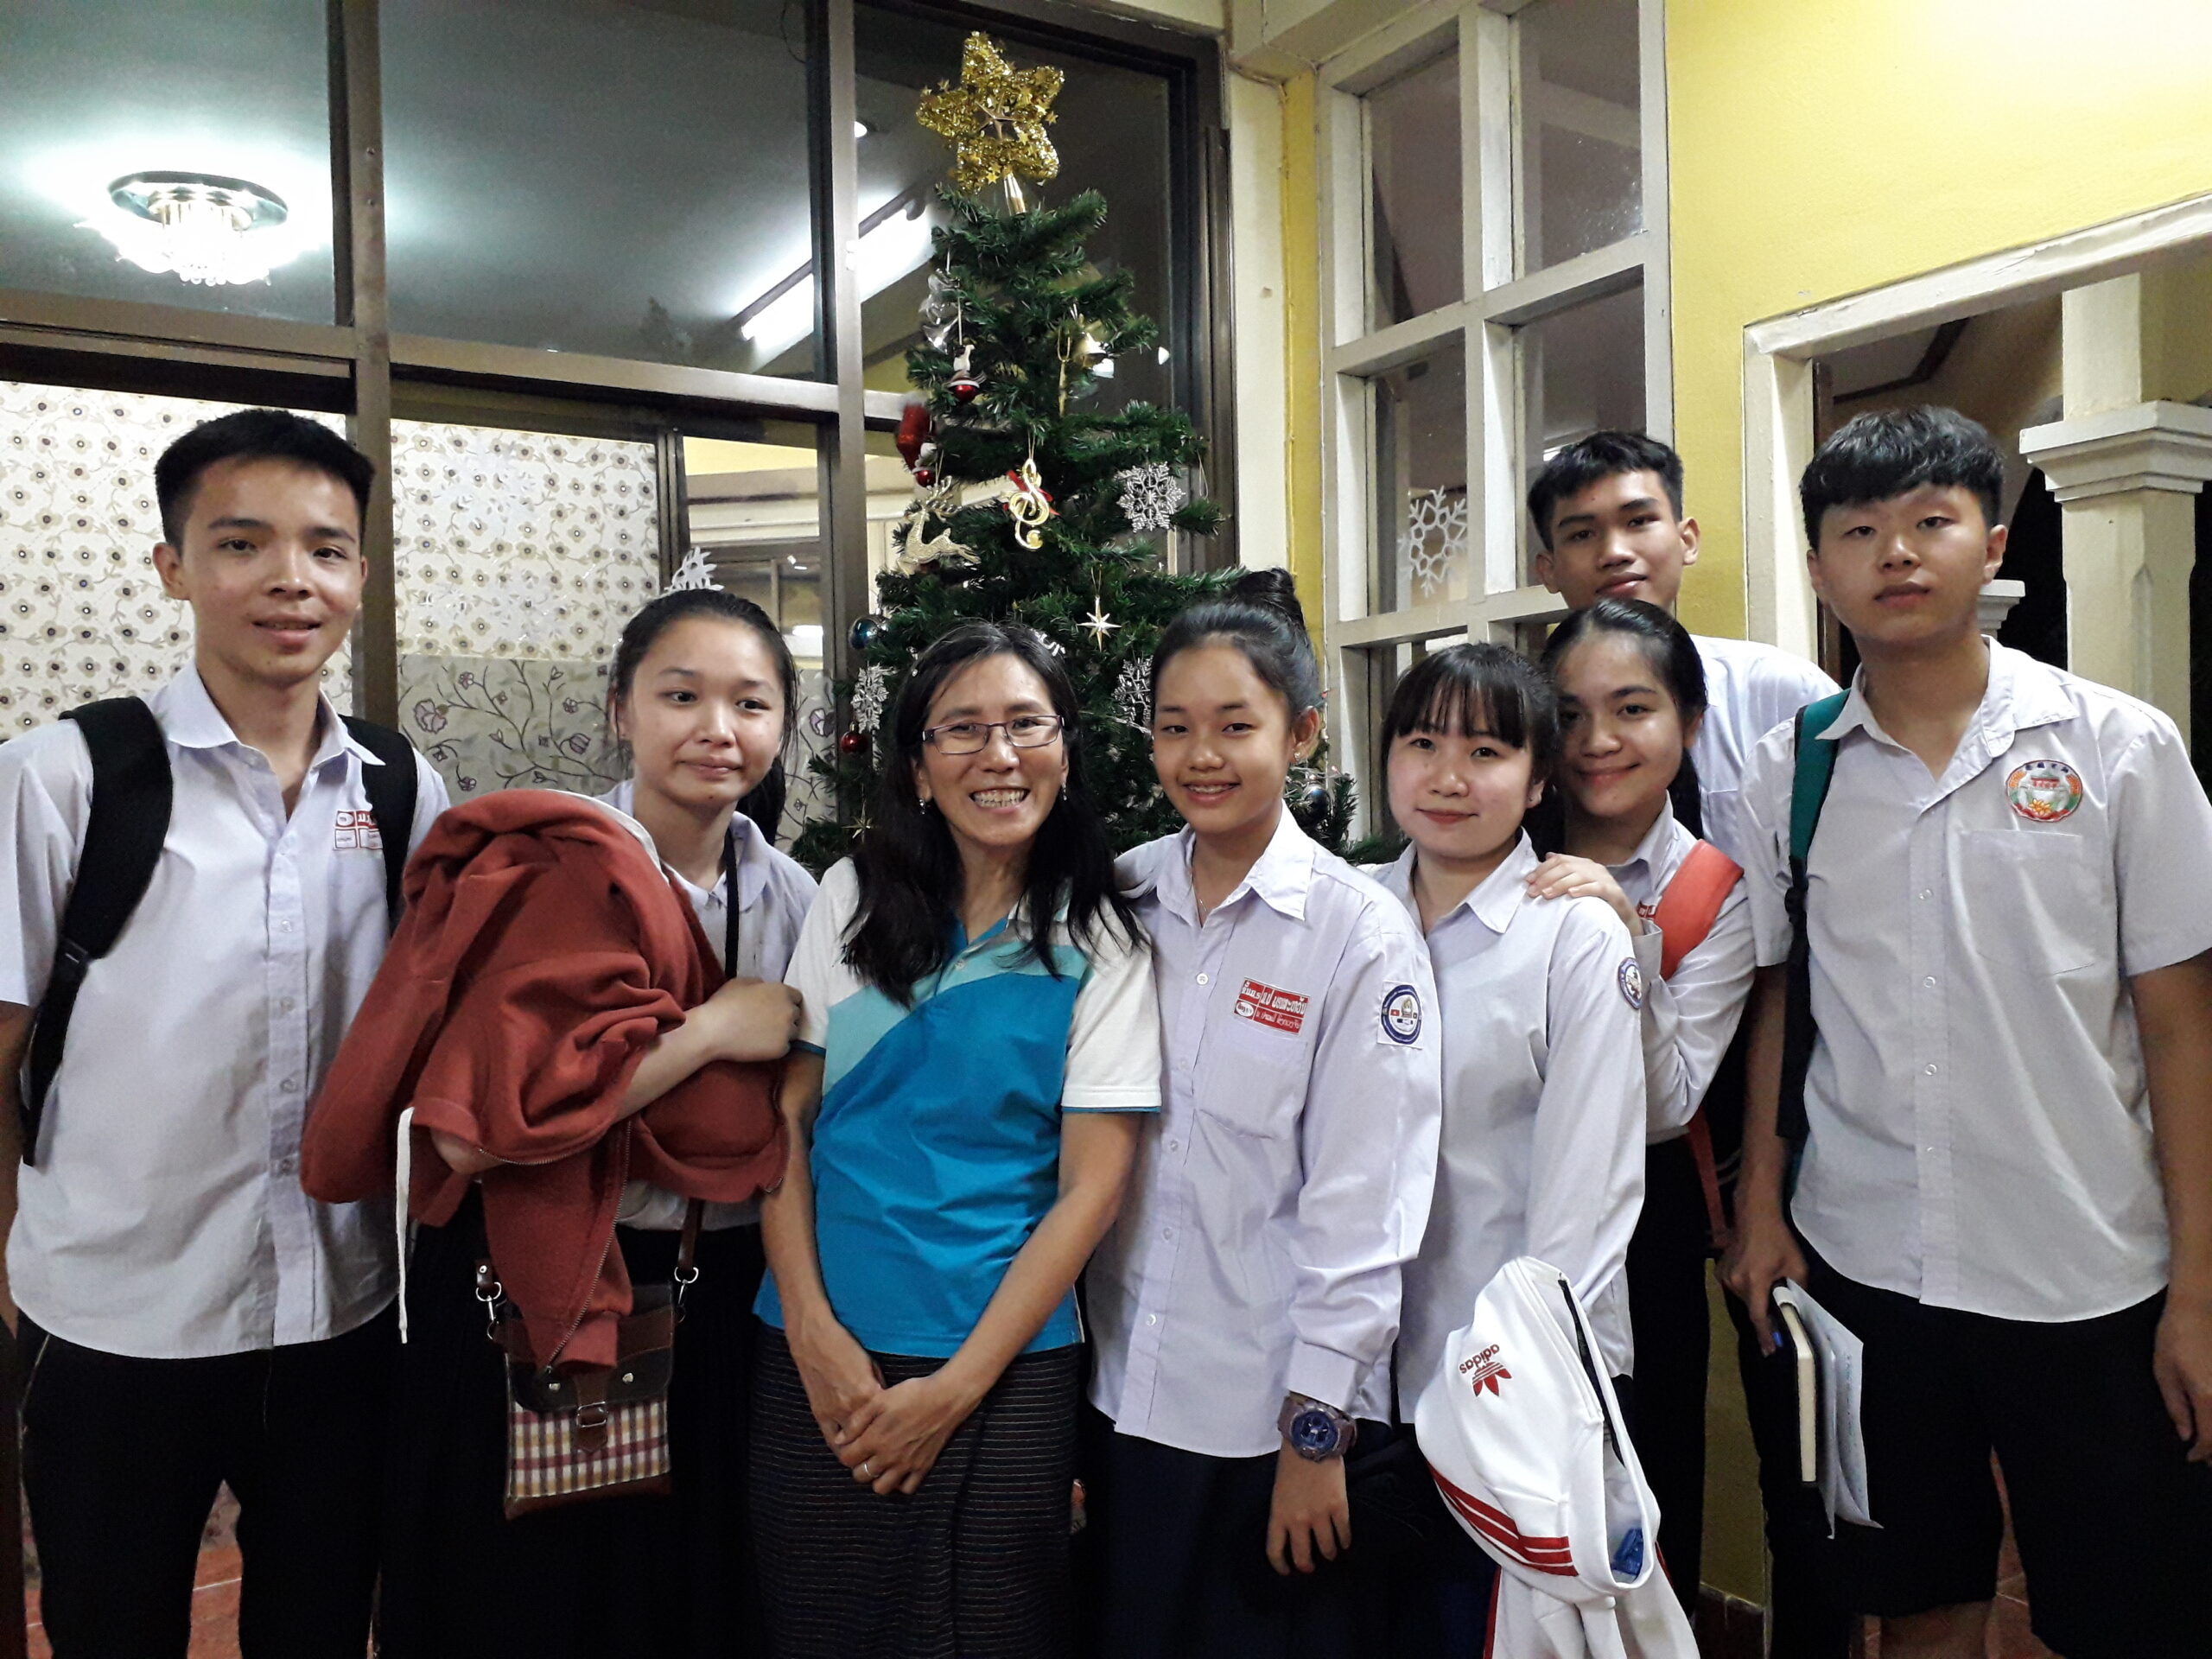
[18,1306,396,1659]
[378,1195,767,1659]
[1724,1287,1855,1658]
[1624,1135,1713,1611]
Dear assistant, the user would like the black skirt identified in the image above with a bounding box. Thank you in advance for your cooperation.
[750,1323,1080,1659]
[377,1189,767,1658]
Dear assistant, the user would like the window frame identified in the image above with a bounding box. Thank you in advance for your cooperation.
[0,0,1231,724]
[1317,0,1671,825]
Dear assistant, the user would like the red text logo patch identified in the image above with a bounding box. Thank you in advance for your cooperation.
[334,810,385,853]
[1233,978,1310,1035]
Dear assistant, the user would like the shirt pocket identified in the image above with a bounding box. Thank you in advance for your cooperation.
[1197,1017,1308,1140]
[1958,829,2109,976]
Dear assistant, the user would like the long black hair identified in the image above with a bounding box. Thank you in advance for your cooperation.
[1150,566,1321,719]
[607,587,800,842]
[846,620,1138,1004]
[1538,596,1706,840]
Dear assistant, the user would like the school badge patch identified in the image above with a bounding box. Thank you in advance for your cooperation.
[1618,958,1645,1011]
[1379,983,1423,1046]
[2005,759,2082,823]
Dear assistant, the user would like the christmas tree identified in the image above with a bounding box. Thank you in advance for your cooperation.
[790,32,1353,873]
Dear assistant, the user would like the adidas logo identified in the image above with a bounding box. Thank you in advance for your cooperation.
[1458,1343,1512,1399]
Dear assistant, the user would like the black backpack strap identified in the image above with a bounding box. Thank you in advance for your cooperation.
[1777,694,1847,1154]
[22,698,173,1166]
[341,717,418,930]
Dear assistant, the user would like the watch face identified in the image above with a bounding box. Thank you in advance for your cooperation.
[1288,1408,1341,1458]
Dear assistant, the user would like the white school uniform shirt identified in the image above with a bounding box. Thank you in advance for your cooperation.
[1691,634,1837,865]
[1607,805,1756,1141]
[596,779,817,1231]
[1087,811,1442,1458]
[1738,639,2212,1322]
[0,668,448,1359]
[1380,834,1647,1404]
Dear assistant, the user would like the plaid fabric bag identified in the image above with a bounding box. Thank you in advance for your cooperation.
[477,1203,701,1519]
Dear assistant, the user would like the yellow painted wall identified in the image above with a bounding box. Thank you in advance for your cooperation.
[1669,0,2212,638]
[1282,70,1326,635]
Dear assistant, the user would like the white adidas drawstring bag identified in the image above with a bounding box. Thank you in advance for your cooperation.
[1413,1255,1698,1659]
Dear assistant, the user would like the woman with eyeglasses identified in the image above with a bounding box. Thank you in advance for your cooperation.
[751,620,1162,1659]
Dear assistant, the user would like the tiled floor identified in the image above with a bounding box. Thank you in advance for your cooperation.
[1855,1476,2054,1659]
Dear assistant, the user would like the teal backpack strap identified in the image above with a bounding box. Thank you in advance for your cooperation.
[1777,691,1847,1148]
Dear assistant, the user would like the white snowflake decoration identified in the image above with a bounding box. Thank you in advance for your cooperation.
[1116,463,1185,534]
[1402,486,1470,600]
[1112,659,1151,730]
[851,664,891,735]
[664,545,720,594]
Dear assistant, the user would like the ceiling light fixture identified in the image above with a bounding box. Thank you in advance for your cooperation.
[735,189,937,353]
[87,170,293,286]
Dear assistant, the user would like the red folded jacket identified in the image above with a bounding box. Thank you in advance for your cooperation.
[303,790,786,1369]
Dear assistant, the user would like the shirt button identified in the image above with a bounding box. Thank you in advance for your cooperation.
[1145,1313,1159,1326]
[1166,1139,1180,1154]
[279,997,296,1013]
[275,1154,297,1175]
[1162,1226,1175,1241]
[281,1077,300,1093]
[1918,889,1933,901]
[1923,1064,1938,1077]
[277,919,295,933]
[1921,976,1936,988]
[1196,973,1210,985]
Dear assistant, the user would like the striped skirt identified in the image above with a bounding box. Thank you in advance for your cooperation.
[751,1323,1079,1659]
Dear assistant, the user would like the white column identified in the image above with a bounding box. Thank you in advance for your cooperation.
[2019,399,2212,741]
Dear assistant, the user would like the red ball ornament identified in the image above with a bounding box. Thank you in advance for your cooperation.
[912,467,934,487]
[838,729,868,755]
[950,374,981,404]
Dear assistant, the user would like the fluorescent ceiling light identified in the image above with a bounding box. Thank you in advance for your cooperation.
[737,191,937,354]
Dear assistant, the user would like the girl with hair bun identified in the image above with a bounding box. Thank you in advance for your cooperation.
[1083,569,1443,1659]
[373,584,816,1658]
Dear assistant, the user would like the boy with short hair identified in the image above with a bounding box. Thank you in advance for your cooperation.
[0,409,448,1656]
[1529,431,1846,1649]
[1530,430,1839,865]
[1725,405,2212,1658]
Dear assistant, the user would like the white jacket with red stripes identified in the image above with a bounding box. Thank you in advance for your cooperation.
[1413,1255,1699,1659]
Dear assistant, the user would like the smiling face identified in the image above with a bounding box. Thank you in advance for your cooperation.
[1554,631,1700,830]
[152,455,365,695]
[912,651,1067,869]
[1808,483,2006,658]
[1386,705,1543,878]
[1150,641,1320,847]
[1533,468,1700,612]
[612,613,788,819]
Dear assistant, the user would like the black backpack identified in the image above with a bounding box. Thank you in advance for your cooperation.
[19,697,418,1166]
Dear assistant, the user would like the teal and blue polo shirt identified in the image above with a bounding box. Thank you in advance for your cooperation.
[757,860,1161,1357]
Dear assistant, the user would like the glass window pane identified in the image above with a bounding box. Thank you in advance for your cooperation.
[395,420,662,800]
[683,428,831,843]
[1372,340,1469,613]
[1516,0,1642,272]
[0,381,351,730]
[1368,50,1462,329]
[0,2,334,321]
[385,0,821,377]
[854,7,1181,416]
[1520,283,1644,572]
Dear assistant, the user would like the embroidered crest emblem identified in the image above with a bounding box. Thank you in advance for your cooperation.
[1618,957,1645,1011]
[1233,979,1310,1035]
[1380,983,1422,1046]
[2005,759,2082,823]
[1459,1343,1512,1400]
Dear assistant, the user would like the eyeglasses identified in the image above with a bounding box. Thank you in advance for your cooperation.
[922,714,1066,755]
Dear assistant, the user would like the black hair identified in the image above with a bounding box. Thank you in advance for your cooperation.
[1527,430,1687,551]
[608,586,800,843]
[1540,596,1707,839]
[845,620,1138,1005]
[1151,567,1321,720]
[1380,642,1561,785]
[154,408,376,546]
[1798,404,2005,547]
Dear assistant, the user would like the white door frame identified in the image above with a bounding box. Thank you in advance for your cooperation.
[1739,190,2212,656]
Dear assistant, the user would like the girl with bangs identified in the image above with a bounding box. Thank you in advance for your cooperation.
[1372,643,1648,1649]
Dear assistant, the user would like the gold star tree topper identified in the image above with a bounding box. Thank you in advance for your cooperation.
[918,32,1064,206]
